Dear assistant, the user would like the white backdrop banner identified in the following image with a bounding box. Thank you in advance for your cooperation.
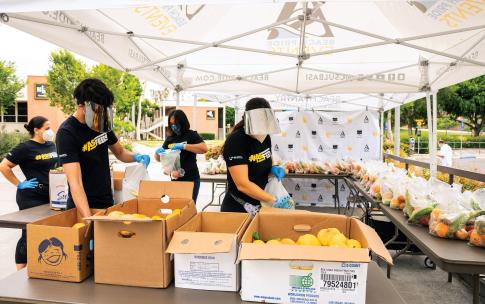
[271,110,380,206]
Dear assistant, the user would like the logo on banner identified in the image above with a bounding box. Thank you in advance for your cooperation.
[301,194,308,201]
[347,116,353,124]
[340,131,346,138]
[289,116,295,123]
[296,131,301,138]
[274,144,279,151]
[340,184,346,192]
[289,193,293,198]
[282,131,288,138]
[288,144,294,152]
[318,194,324,202]
[302,145,309,152]
[347,145,353,152]
[357,130,363,138]
[325,131,332,139]
[332,117,339,125]
[318,145,324,152]
[364,115,369,123]
[318,117,324,125]
[311,183,317,191]
[364,144,370,152]
[295,184,301,191]
[311,130,317,138]
[332,145,338,153]
[303,116,308,124]
[372,130,379,138]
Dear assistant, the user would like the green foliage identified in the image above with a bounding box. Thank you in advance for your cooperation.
[438,75,485,136]
[437,116,456,130]
[90,64,142,119]
[113,118,135,136]
[46,50,88,114]
[0,61,24,114]
[199,133,215,140]
[225,107,235,126]
[0,131,30,160]
[400,98,427,132]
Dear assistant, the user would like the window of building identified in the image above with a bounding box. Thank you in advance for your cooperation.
[17,102,28,122]
[0,101,28,123]
[4,105,16,122]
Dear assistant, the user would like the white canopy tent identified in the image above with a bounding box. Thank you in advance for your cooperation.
[2,0,485,174]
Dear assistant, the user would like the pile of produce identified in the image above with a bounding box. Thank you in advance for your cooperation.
[202,156,227,175]
[205,145,222,160]
[251,228,362,248]
[107,209,182,221]
[274,160,362,176]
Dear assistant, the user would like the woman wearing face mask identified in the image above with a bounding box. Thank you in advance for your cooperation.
[221,98,287,214]
[154,110,208,201]
[0,116,58,270]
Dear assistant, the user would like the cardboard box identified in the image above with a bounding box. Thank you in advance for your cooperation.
[87,180,197,288]
[239,210,392,304]
[49,170,69,210]
[27,208,102,282]
[167,212,251,291]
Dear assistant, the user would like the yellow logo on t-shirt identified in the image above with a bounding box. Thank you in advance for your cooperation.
[248,148,271,163]
[35,152,57,161]
[82,133,108,153]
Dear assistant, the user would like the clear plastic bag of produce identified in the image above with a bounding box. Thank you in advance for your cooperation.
[468,215,485,248]
[404,176,434,225]
[158,150,185,180]
[203,155,227,175]
[428,186,485,240]
[261,177,295,209]
[389,182,406,210]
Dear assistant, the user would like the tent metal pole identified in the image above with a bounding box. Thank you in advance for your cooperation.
[162,102,166,140]
[425,91,435,177]
[400,42,485,67]
[394,106,401,156]
[222,104,227,140]
[432,90,438,173]
[430,32,485,87]
[365,93,406,105]
[380,108,384,161]
[295,2,309,94]
[131,16,300,71]
[193,94,197,131]
[176,90,181,110]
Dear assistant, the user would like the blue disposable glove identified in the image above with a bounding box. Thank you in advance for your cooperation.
[133,153,151,168]
[18,178,39,190]
[171,143,185,151]
[155,147,165,155]
[271,166,286,181]
[273,196,291,209]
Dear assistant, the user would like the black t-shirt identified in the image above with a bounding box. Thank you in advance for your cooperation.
[163,130,203,181]
[56,116,118,209]
[222,128,272,209]
[6,140,58,186]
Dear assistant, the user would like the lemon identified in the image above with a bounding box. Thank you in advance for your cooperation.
[280,238,296,245]
[131,213,147,219]
[328,233,348,247]
[253,240,265,244]
[72,223,86,229]
[346,239,362,248]
[151,215,162,220]
[317,228,341,246]
[172,209,181,215]
[326,228,341,234]
[266,239,282,245]
[108,211,124,217]
[296,234,321,246]
[166,213,176,220]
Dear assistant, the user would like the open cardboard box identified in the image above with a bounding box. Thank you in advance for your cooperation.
[86,180,197,288]
[239,210,392,304]
[27,208,102,282]
[167,212,251,291]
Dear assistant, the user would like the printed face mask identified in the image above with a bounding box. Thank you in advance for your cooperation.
[171,124,181,135]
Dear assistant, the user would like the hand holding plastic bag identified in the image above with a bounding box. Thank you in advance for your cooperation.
[261,177,295,209]
[121,163,149,201]
[158,149,185,179]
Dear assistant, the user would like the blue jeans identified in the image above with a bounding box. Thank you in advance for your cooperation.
[192,178,200,202]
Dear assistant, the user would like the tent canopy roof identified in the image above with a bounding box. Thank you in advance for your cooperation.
[1,0,484,110]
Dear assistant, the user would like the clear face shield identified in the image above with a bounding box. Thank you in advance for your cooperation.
[244,108,281,135]
[84,101,114,133]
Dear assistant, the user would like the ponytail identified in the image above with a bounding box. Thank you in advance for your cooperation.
[24,116,48,137]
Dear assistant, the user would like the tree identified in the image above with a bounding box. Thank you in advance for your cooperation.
[225,106,235,126]
[45,50,87,114]
[400,98,427,135]
[0,61,24,117]
[90,64,143,120]
[439,75,485,136]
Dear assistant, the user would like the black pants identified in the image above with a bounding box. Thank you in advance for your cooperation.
[15,187,49,264]
[221,193,261,213]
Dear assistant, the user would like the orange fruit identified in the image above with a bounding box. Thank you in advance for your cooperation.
[434,222,449,238]
[390,198,399,208]
[398,195,406,203]
[430,209,441,222]
[455,229,468,240]
[371,183,381,194]
[469,230,482,246]
[399,202,406,210]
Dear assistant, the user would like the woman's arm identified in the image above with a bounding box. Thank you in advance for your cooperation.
[229,164,275,203]
[184,142,208,154]
[0,159,20,187]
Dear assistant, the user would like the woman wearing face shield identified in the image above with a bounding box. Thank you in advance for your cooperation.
[221,98,287,214]
[0,116,58,270]
[154,110,208,201]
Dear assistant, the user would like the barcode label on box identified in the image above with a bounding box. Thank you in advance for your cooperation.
[321,273,355,282]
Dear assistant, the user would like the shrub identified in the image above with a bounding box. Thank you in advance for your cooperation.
[200,133,215,140]
[0,131,30,160]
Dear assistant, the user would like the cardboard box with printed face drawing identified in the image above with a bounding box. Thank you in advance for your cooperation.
[86,180,197,288]
[27,208,102,282]
[167,212,251,291]
[238,210,392,304]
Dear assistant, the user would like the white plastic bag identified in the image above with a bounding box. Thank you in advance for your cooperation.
[121,164,149,201]
[261,177,295,209]
[159,150,185,179]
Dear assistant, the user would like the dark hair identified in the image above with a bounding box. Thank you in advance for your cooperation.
[168,109,190,136]
[73,78,114,107]
[24,116,48,137]
[231,97,271,133]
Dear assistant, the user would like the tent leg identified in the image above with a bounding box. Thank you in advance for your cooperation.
[223,104,227,139]
[193,94,197,130]
[426,91,435,177]
[394,106,401,155]
[432,91,438,173]
[162,103,166,140]
[380,110,384,160]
